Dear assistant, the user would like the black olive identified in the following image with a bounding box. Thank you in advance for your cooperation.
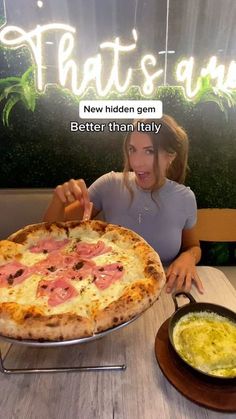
[13,269,24,278]
[7,274,14,285]
[73,261,84,270]
[47,266,56,272]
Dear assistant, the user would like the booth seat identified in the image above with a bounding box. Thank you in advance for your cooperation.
[196,208,236,290]
[0,188,53,239]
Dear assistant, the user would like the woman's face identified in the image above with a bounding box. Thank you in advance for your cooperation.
[128,131,171,190]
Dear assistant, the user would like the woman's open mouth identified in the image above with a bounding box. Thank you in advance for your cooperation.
[135,171,153,187]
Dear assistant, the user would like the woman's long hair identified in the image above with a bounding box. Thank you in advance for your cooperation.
[123,115,189,198]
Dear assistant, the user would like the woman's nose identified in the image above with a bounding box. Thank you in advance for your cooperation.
[132,152,143,165]
[135,154,150,169]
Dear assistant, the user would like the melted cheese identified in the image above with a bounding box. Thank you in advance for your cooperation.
[20,251,48,266]
[173,312,236,377]
[0,232,146,317]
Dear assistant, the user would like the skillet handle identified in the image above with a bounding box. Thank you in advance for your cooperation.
[172,292,196,312]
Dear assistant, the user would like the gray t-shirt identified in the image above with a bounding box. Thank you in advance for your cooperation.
[88,172,197,265]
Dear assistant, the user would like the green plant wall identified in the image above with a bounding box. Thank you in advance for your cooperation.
[1,83,236,210]
[0,47,236,208]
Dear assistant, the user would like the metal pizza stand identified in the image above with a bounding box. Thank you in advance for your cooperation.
[0,221,145,374]
[0,222,141,374]
[0,316,140,374]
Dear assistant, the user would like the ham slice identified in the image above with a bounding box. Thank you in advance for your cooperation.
[69,259,96,281]
[34,251,78,275]
[0,261,31,287]
[75,240,111,259]
[37,277,78,306]
[93,263,124,290]
[29,238,69,254]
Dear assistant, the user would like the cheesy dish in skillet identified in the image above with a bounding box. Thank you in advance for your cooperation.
[173,312,236,378]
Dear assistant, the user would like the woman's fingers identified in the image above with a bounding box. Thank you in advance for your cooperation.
[68,179,83,202]
[83,201,93,221]
[166,271,179,293]
[55,184,68,204]
[55,178,93,220]
[55,182,73,204]
[166,267,204,294]
[192,273,204,294]
[176,271,186,291]
[76,179,92,219]
[184,272,192,293]
[55,179,87,206]
[64,182,75,203]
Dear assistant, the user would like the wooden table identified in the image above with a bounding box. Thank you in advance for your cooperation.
[0,267,236,419]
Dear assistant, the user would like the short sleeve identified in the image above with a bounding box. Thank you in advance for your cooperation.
[183,189,197,229]
[88,172,112,211]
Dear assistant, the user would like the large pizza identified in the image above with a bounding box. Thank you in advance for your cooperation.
[0,220,165,341]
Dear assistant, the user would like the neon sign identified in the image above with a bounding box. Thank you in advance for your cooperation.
[0,23,236,99]
[176,56,236,98]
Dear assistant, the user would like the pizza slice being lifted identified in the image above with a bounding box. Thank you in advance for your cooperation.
[0,220,166,341]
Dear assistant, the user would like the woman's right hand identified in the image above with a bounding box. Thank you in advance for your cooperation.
[54,178,93,220]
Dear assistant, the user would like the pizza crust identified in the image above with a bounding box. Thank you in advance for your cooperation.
[7,222,69,244]
[0,303,94,340]
[0,240,24,264]
[94,276,164,333]
[0,220,166,341]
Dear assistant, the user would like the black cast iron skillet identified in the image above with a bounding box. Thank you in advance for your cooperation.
[168,292,236,382]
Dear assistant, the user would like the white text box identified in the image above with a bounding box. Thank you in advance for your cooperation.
[79,100,163,119]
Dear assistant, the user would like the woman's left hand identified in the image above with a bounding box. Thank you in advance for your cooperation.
[166,251,204,294]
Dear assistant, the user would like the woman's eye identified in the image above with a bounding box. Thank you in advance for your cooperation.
[145,149,154,155]
[128,147,134,154]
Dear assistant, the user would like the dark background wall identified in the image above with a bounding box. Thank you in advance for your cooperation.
[0,0,235,264]
[0,1,235,206]
[0,83,235,211]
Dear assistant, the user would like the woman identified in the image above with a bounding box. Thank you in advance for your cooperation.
[44,115,203,294]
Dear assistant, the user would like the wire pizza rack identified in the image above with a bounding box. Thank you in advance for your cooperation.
[0,316,140,374]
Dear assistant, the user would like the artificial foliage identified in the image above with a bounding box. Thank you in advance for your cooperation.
[0,48,235,264]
